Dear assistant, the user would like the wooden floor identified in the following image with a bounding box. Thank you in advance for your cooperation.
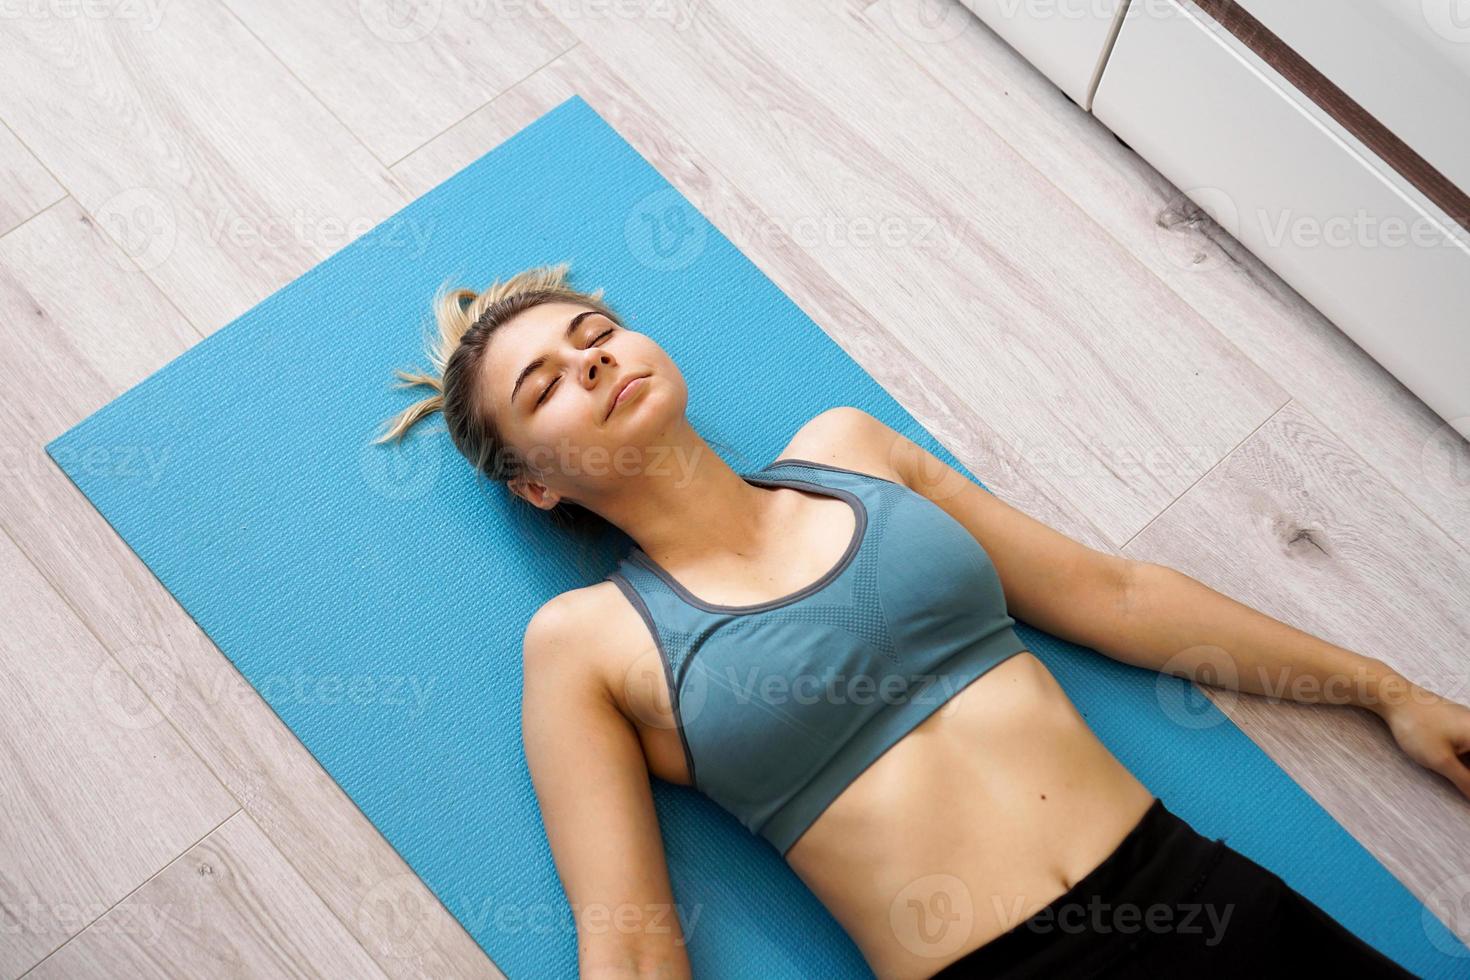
[3,1,1468,976]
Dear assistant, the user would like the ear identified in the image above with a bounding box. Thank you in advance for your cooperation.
[511,475,559,511]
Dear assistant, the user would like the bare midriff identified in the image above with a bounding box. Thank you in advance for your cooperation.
[782,650,1157,980]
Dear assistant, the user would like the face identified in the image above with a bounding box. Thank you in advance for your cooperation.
[481,301,686,508]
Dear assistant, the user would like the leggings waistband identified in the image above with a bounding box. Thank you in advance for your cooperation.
[931,797,1225,978]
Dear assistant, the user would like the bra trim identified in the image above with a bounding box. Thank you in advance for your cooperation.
[626,473,869,616]
[765,457,907,488]
[606,569,700,789]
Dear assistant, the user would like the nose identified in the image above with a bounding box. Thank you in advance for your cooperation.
[584,350,613,386]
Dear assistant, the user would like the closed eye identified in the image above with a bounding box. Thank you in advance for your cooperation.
[535,327,616,407]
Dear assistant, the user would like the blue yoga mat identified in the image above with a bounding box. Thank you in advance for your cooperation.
[47,95,1466,977]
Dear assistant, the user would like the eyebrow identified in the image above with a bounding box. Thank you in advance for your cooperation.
[509,309,601,408]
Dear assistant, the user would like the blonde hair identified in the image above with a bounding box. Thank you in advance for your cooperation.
[375,261,622,536]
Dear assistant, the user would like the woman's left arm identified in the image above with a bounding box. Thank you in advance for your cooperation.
[1122,561,1470,801]
[852,407,1470,801]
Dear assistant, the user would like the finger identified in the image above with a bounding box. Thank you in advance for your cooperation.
[1433,754,1470,801]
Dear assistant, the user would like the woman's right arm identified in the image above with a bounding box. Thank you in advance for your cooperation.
[521,594,694,980]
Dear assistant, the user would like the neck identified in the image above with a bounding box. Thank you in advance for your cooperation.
[591,421,788,567]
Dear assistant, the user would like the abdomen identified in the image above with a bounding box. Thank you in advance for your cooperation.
[785,651,1156,978]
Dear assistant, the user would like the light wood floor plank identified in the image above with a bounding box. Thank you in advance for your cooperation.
[0,526,237,976]
[0,200,499,979]
[0,2,407,331]
[537,0,1287,547]
[867,0,1470,554]
[0,119,63,237]
[217,0,575,163]
[26,811,389,980]
[390,54,584,202]
[1123,399,1470,908]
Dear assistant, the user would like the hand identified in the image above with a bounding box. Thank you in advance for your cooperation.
[1382,686,1470,800]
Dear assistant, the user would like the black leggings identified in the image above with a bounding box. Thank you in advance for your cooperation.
[928,797,1414,979]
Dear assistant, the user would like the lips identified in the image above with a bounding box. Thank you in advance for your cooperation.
[606,374,648,420]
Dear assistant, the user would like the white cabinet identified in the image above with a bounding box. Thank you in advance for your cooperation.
[954,0,1470,438]
[1089,0,1469,438]
[1234,0,1470,195]
[955,0,1124,107]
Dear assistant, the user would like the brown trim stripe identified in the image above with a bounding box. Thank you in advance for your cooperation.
[1187,0,1470,234]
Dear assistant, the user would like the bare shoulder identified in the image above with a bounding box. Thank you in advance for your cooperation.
[779,406,910,485]
[526,587,635,678]
[524,581,659,711]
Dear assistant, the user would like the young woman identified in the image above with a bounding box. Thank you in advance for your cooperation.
[378,263,1468,979]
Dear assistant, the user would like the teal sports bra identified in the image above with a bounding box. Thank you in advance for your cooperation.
[605,458,1030,856]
